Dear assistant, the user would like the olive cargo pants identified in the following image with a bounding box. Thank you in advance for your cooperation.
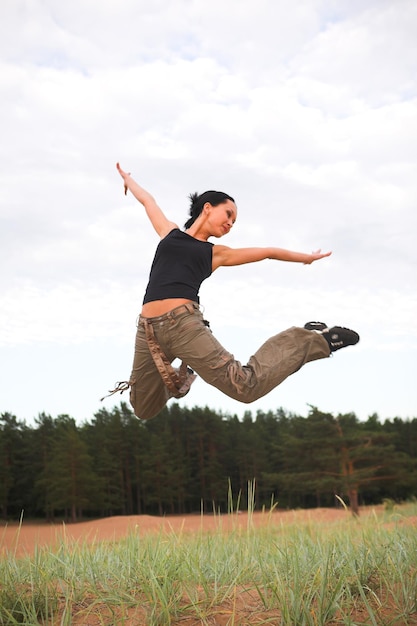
[128,303,330,421]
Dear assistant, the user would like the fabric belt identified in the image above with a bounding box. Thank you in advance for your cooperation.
[139,302,199,324]
[100,302,199,403]
[142,316,197,398]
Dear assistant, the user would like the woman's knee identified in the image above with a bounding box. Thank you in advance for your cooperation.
[129,383,168,421]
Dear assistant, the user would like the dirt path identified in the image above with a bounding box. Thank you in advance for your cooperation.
[0,507,389,559]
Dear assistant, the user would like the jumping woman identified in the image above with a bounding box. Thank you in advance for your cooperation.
[104,163,359,420]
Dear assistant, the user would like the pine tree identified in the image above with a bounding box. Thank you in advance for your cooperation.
[37,415,98,522]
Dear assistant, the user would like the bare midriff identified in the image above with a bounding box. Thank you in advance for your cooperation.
[141,298,196,318]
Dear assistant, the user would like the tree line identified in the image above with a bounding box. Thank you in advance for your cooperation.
[1,404,416,522]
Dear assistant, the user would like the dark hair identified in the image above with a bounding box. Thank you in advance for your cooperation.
[184,190,235,229]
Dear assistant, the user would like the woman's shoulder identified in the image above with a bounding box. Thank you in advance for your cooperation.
[159,224,180,239]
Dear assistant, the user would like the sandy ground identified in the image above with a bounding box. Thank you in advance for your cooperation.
[0,506,392,559]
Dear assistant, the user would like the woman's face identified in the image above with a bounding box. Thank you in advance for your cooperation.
[205,199,237,237]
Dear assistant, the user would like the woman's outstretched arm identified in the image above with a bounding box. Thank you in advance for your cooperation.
[116,163,177,238]
[212,245,331,270]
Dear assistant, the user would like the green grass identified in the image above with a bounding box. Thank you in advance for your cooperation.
[1,502,417,625]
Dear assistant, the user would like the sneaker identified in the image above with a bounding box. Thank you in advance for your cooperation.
[304,321,328,332]
[323,326,360,352]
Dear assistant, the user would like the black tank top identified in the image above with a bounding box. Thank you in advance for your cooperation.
[143,229,214,304]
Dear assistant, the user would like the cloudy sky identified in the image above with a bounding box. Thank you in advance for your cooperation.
[1,0,416,425]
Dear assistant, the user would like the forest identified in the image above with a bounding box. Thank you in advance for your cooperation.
[1,403,416,522]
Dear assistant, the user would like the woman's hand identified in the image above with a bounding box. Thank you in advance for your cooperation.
[304,249,332,265]
[116,162,131,195]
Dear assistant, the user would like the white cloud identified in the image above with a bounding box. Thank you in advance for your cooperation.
[290,0,417,105]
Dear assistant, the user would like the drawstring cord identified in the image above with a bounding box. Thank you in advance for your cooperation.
[100,381,130,402]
